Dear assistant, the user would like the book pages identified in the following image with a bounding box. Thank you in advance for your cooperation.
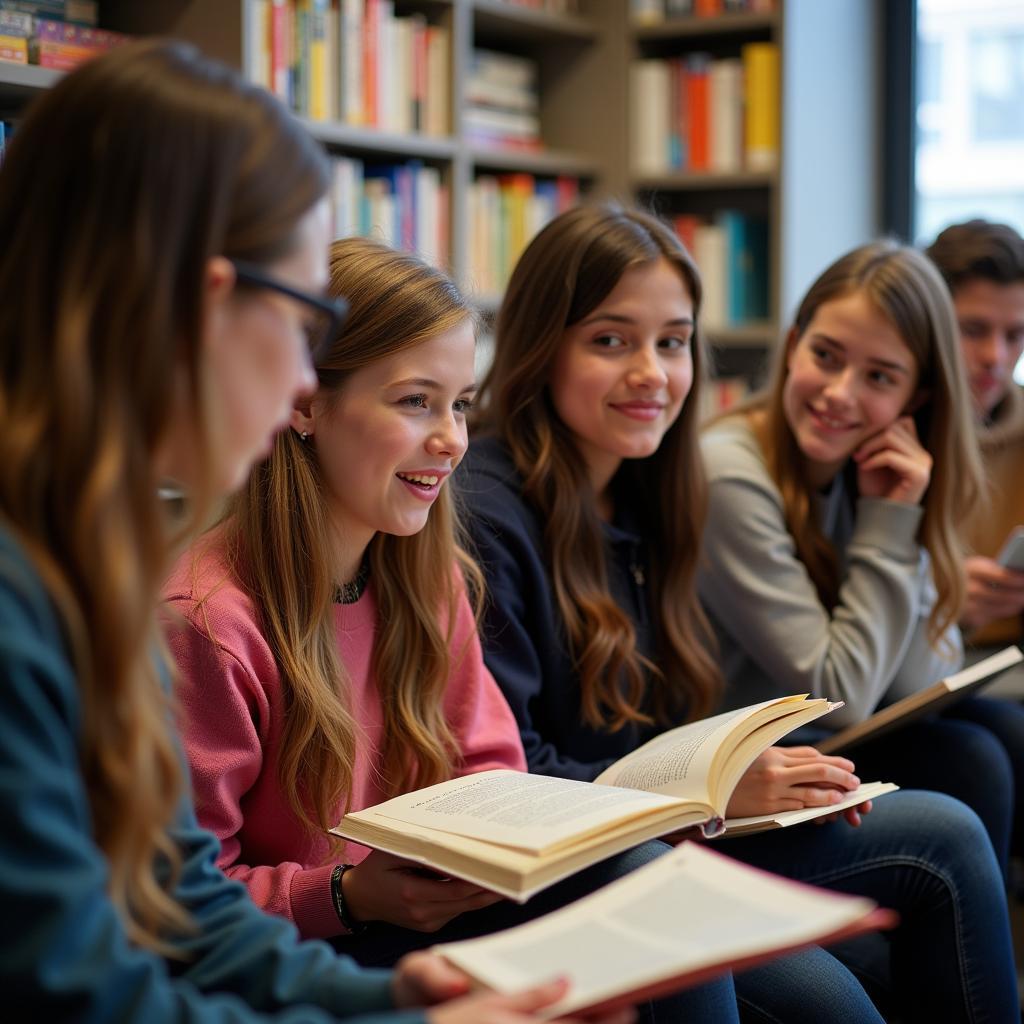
[348,770,685,854]
[436,842,886,1018]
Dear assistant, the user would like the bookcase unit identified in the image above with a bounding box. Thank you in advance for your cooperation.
[0,0,881,389]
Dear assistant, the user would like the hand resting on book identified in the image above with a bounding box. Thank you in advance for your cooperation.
[725,746,870,827]
[345,849,504,932]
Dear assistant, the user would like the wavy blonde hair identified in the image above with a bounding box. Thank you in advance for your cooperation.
[0,41,329,953]
[475,203,721,730]
[745,239,983,642]
[211,237,482,839]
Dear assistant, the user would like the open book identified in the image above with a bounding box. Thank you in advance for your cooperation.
[332,694,846,901]
[817,646,1023,755]
[435,842,897,1018]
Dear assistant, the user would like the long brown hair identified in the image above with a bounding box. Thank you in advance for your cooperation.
[0,41,329,953]
[215,237,482,839]
[746,239,982,642]
[476,203,721,730]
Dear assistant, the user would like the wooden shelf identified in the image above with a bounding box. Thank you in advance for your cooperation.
[302,120,459,160]
[704,322,777,348]
[470,143,598,177]
[633,11,778,41]
[471,0,598,43]
[0,61,61,97]
[634,169,778,191]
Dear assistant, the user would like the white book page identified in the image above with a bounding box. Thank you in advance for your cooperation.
[352,770,685,854]
[593,696,810,797]
[945,646,1023,692]
[721,781,899,833]
[436,842,877,1017]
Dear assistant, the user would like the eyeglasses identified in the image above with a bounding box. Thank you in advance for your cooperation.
[231,259,348,364]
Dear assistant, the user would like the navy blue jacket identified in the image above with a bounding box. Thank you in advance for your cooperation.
[0,525,423,1023]
[458,436,663,782]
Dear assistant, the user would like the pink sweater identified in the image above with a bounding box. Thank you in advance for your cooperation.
[162,542,527,940]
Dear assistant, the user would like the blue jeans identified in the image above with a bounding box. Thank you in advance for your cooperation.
[723,790,1018,1023]
[788,698,1017,878]
[333,840,884,1023]
[943,695,1024,859]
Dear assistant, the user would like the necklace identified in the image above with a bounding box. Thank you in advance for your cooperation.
[334,560,370,604]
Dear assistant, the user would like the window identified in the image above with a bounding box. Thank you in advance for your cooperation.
[914,0,1024,244]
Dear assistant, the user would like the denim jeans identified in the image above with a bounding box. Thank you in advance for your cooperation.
[333,839,885,1024]
[723,790,1018,1023]
[787,697,1017,879]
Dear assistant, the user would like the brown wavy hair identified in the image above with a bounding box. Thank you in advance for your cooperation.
[0,41,329,953]
[475,203,721,730]
[744,239,983,642]
[212,237,482,839]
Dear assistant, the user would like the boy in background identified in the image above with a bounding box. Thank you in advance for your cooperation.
[926,219,1024,646]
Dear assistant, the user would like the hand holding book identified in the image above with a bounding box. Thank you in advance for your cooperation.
[333,694,898,901]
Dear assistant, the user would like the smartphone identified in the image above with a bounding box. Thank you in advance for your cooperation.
[996,527,1024,572]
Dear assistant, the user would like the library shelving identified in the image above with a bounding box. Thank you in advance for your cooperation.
[1,0,884,370]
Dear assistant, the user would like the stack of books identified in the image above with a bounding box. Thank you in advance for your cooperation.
[0,1,125,69]
[330,156,449,270]
[247,0,450,134]
[631,43,779,175]
[468,174,579,297]
[465,49,540,152]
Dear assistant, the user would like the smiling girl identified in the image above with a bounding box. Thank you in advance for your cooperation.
[461,206,1018,1022]
[163,236,736,1024]
[698,240,1024,873]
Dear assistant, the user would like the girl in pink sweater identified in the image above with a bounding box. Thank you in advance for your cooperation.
[163,237,737,1023]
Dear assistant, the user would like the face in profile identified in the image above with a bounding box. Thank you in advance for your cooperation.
[782,289,920,479]
[951,278,1024,418]
[309,318,476,550]
[548,257,695,488]
[204,199,331,493]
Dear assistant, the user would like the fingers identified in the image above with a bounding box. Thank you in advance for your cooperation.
[853,416,925,462]
[400,873,494,905]
[498,977,571,1013]
[395,952,472,1006]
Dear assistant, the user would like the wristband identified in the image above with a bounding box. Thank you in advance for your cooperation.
[330,863,368,934]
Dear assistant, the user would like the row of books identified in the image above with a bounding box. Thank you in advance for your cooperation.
[247,0,450,135]
[632,0,775,22]
[0,5,125,69]
[501,0,582,12]
[675,210,770,329]
[0,0,95,24]
[467,173,579,297]
[0,119,11,162]
[330,156,449,270]
[466,48,540,152]
[631,43,778,175]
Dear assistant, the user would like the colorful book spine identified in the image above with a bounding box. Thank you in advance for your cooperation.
[332,156,448,268]
[468,174,579,296]
[743,41,779,171]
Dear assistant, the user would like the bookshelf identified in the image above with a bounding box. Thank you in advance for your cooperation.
[0,0,882,387]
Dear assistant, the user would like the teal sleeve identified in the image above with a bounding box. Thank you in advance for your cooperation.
[0,547,427,1024]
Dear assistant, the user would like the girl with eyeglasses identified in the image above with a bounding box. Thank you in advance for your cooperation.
[0,40,611,1024]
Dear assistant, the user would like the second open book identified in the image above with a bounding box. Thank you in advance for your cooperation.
[332,694,895,900]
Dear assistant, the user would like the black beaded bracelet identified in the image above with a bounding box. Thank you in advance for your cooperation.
[330,863,368,935]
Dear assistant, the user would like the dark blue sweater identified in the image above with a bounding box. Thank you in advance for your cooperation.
[0,525,423,1023]
[458,436,662,782]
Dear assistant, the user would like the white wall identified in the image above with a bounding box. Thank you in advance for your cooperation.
[780,0,881,323]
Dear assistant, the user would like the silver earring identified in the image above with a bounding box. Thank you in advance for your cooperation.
[300,431,309,442]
